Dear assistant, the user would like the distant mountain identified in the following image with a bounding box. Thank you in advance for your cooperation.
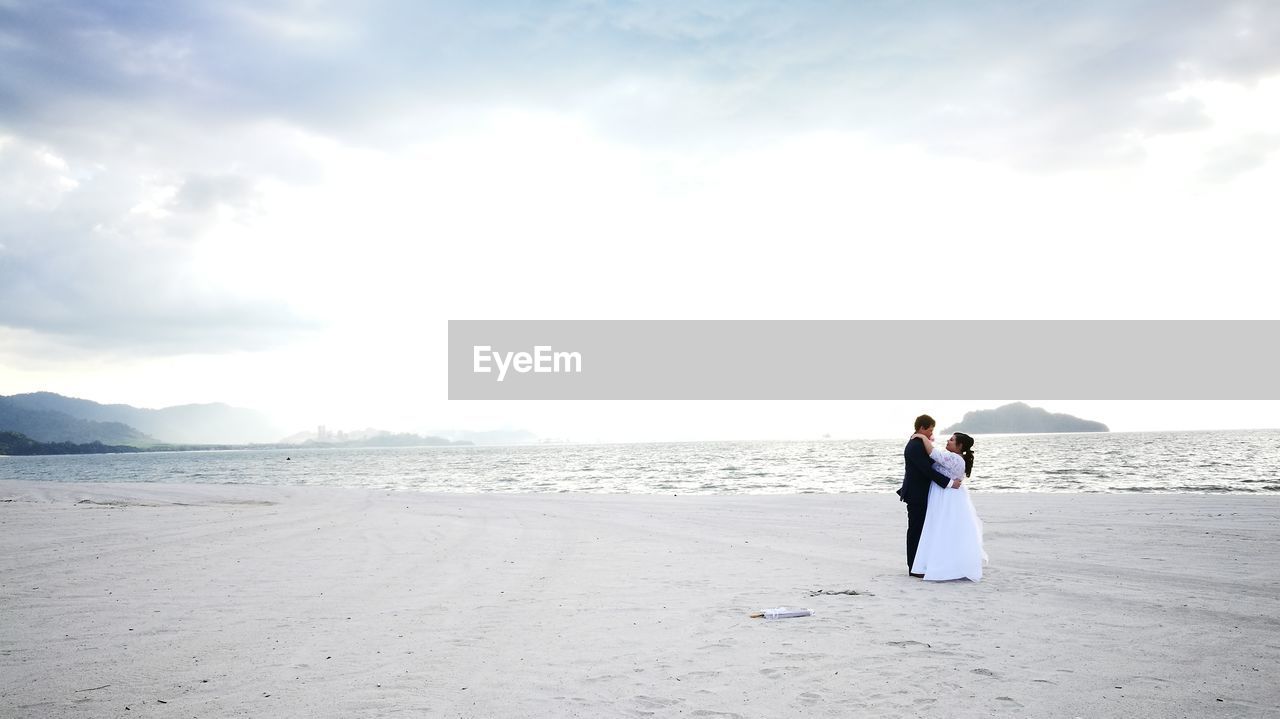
[944,402,1109,434]
[2,392,284,445]
[0,396,156,445]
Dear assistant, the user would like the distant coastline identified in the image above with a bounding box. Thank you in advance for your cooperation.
[0,392,501,454]
[0,430,473,457]
[0,431,143,456]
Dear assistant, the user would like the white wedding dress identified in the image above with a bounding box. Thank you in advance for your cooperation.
[911,448,987,582]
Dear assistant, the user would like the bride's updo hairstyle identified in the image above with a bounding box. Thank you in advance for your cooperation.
[953,432,976,477]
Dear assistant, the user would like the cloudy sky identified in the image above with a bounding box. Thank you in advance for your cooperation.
[2,1,1279,440]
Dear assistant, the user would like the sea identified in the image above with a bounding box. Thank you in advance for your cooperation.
[3,430,1279,494]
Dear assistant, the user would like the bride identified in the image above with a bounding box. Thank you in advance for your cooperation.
[910,431,987,582]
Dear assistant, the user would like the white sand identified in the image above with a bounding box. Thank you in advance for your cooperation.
[2,480,1278,718]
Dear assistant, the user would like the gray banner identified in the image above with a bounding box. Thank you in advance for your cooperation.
[448,320,1280,399]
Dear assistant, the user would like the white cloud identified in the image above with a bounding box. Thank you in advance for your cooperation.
[3,1,1280,436]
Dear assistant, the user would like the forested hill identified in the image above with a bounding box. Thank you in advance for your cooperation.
[945,402,1109,433]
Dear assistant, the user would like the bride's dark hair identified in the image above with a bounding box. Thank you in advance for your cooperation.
[953,432,976,477]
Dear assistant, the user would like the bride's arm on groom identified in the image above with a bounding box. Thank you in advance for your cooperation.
[911,433,963,490]
[911,432,934,454]
[906,434,953,490]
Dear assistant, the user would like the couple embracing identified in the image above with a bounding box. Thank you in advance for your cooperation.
[897,414,987,582]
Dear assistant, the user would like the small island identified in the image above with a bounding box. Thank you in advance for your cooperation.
[944,402,1109,434]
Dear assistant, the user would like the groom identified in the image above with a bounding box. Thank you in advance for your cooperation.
[897,414,961,577]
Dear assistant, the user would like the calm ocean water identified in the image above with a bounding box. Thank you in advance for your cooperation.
[2,430,1278,494]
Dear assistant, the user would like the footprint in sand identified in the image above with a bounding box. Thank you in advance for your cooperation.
[696,638,736,650]
[633,695,681,709]
[769,651,826,661]
[796,692,822,706]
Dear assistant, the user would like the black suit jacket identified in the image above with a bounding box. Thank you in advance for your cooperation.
[897,436,953,506]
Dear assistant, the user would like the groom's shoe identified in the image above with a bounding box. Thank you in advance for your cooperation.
[909,572,925,578]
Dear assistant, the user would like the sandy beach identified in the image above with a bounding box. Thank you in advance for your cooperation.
[2,480,1278,718]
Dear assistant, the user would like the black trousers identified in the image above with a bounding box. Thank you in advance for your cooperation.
[906,502,927,570]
